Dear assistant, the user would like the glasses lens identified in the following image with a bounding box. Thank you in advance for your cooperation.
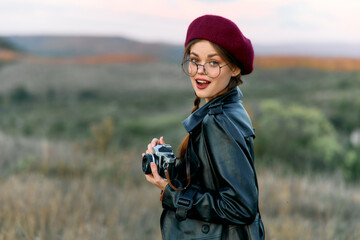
[204,62,220,78]
[182,60,221,78]
[182,60,197,77]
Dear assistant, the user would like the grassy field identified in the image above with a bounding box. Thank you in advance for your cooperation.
[1,133,359,240]
[0,59,360,239]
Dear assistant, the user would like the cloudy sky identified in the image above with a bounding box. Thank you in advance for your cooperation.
[0,0,359,45]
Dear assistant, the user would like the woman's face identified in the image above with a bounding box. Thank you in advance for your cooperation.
[188,40,240,103]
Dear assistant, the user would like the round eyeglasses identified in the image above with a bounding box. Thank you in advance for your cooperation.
[181,59,228,78]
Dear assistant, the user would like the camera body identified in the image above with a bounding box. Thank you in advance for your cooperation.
[142,144,176,179]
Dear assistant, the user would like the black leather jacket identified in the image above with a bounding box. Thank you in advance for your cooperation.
[161,87,265,239]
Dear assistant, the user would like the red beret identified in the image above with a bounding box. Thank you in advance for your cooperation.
[185,14,254,75]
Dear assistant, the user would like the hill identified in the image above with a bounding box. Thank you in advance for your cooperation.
[0,37,20,51]
[2,36,183,63]
[0,37,23,62]
[2,36,360,64]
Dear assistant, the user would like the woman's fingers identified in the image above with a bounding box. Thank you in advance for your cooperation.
[143,137,168,191]
[145,162,167,191]
[151,138,160,147]
[150,162,159,176]
[147,139,157,153]
[146,137,166,154]
[147,143,153,153]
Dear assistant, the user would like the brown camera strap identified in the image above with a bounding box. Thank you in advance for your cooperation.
[165,156,191,191]
[160,138,192,201]
[160,158,191,201]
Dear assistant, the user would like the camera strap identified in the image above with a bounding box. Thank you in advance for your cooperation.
[175,187,198,221]
[164,135,192,192]
[160,148,191,201]
[165,157,191,191]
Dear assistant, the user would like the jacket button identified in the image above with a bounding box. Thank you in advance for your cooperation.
[201,224,210,234]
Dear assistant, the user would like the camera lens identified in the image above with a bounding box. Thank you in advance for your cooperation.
[142,154,154,174]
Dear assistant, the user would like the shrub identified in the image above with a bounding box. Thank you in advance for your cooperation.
[255,100,342,172]
[342,147,360,183]
[77,89,99,101]
[46,88,57,101]
[9,86,33,103]
[48,121,66,137]
[84,117,114,155]
[329,99,360,134]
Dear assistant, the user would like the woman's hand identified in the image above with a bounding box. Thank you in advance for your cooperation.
[144,136,166,154]
[142,137,168,191]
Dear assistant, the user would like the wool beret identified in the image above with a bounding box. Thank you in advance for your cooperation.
[185,14,254,75]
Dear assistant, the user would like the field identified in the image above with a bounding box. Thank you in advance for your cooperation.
[0,58,360,239]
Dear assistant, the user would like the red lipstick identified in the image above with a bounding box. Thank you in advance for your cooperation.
[195,78,211,89]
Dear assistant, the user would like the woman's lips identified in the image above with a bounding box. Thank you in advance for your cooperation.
[195,78,211,89]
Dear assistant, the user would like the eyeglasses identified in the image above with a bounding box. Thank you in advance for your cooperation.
[181,59,228,78]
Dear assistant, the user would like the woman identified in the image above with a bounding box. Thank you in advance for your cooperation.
[143,14,265,239]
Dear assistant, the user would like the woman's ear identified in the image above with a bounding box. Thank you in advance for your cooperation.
[231,67,241,77]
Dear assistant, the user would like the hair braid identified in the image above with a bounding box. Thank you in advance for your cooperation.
[191,95,201,113]
[178,95,201,160]
[178,39,243,160]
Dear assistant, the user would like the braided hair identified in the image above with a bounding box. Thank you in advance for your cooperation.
[178,39,244,160]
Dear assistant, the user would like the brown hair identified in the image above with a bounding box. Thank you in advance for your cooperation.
[178,39,243,160]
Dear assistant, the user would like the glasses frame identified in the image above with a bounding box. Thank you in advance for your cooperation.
[181,59,228,78]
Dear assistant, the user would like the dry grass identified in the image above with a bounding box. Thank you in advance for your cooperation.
[0,166,359,240]
[0,132,161,239]
[0,131,84,175]
[1,131,359,240]
[255,56,360,72]
[0,175,162,240]
[259,169,360,240]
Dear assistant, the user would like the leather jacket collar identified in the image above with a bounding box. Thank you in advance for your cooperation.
[182,87,243,133]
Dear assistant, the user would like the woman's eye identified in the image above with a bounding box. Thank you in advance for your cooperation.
[209,61,219,66]
[190,59,198,63]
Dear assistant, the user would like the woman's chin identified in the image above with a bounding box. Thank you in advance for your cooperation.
[193,91,208,100]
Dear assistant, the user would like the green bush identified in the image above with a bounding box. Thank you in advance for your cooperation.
[255,100,342,172]
[342,146,360,183]
[47,121,66,136]
[77,89,99,101]
[9,86,34,103]
[329,99,360,134]
[46,88,57,101]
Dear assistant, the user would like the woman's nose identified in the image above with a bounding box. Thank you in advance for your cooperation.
[197,64,206,75]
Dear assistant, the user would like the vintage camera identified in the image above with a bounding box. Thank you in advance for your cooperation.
[142,144,176,179]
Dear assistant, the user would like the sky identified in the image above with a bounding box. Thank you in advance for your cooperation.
[0,0,359,45]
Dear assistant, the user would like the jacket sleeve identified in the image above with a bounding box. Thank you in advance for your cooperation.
[162,113,258,225]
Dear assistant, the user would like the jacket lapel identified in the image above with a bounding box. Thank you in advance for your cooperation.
[182,87,243,133]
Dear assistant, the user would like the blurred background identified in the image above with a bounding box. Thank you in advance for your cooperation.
[0,0,359,239]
